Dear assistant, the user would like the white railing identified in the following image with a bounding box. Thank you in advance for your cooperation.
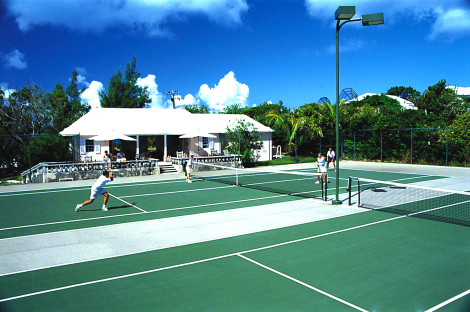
[21,159,159,183]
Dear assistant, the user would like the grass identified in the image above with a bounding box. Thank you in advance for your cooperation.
[0,174,22,185]
[255,156,316,167]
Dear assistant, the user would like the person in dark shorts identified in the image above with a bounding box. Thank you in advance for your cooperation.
[326,148,336,171]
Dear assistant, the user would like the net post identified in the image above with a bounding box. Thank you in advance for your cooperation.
[236,168,239,186]
[324,174,328,201]
[348,176,352,205]
[357,178,360,207]
[321,175,324,200]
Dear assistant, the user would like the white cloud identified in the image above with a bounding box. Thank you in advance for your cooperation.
[0,83,16,98]
[198,71,249,112]
[305,0,470,40]
[5,0,249,36]
[80,81,104,109]
[74,67,90,87]
[136,74,165,108]
[429,8,470,40]
[3,49,27,69]
[174,94,197,108]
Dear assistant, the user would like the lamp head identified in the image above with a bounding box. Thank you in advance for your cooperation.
[335,6,355,20]
[362,13,384,26]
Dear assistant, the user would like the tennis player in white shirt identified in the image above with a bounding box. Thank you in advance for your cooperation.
[326,148,336,171]
[75,170,113,212]
[316,153,327,184]
[186,155,194,183]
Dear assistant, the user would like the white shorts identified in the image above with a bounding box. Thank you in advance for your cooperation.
[90,187,107,199]
[186,166,192,174]
[318,166,327,173]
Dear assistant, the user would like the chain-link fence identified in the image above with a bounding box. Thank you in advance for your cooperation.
[0,134,80,179]
[272,127,470,167]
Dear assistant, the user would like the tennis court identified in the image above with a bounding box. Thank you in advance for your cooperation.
[1,162,469,311]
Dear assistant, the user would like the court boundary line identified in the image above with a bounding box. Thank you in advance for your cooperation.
[0,193,309,238]
[0,207,366,277]
[0,168,442,198]
[0,211,407,303]
[424,289,470,312]
[0,183,324,235]
[0,171,444,237]
[2,211,467,309]
[237,254,368,312]
[0,172,434,236]
[109,193,147,213]
[0,179,188,198]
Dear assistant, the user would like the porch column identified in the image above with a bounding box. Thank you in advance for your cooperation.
[136,135,140,157]
[164,134,168,161]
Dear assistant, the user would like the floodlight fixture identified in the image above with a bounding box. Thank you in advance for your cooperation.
[335,6,355,20]
[362,13,384,26]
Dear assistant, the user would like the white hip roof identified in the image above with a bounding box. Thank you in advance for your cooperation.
[60,108,272,137]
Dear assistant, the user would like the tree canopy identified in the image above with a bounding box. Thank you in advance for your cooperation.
[99,57,151,108]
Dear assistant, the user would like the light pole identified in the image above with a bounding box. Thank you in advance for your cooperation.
[166,90,180,109]
[333,6,384,205]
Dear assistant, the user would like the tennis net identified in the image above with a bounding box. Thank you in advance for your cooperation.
[192,162,327,200]
[351,177,470,227]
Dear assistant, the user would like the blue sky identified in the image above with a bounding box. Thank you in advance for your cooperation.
[1,0,469,111]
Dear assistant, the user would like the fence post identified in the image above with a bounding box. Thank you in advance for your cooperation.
[28,134,32,183]
[446,128,448,166]
[294,130,298,163]
[238,131,241,156]
[341,131,344,160]
[380,131,383,162]
[354,131,356,160]
[410,128,413,165]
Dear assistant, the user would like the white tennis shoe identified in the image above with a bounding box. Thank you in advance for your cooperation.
[75,204,81,212]
[102,206,108,211]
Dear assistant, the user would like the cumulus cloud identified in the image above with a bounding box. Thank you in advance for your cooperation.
[0,83,16,99]
[167,94,198,108]
[136,74,165,108]
[198,71,249,112]
[305,0,470,40]
[74,67,90,87]
[4,0,249,36]
[429,8,470,40]
[80,81,104,109]
[3,49,27,69]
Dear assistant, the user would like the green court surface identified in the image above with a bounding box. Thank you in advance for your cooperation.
[1,166,469,311]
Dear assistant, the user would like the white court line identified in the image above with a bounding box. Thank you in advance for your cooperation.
[0,193,294,236]
[0,212,402,304]
[109,193,147,213]
[0,179,186,198]
[0,173,439,234]
[424,289,470,312]
[118,185,232,198]
[237,254,368,312]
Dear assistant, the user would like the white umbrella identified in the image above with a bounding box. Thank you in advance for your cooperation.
[89,130,136,141]
[179,130,216,139]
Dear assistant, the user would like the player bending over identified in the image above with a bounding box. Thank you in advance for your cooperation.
[76,170,114,212]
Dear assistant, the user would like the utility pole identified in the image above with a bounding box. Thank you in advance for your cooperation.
[166,90,180,109]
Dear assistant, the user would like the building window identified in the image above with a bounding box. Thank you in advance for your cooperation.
[202,137,209,148]
[85,140,94,152]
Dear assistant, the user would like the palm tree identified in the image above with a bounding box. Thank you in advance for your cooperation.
[267,107,322,155]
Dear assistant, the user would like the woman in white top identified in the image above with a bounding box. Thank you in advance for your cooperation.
[316,153,327,184]
[186,155,194,183]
